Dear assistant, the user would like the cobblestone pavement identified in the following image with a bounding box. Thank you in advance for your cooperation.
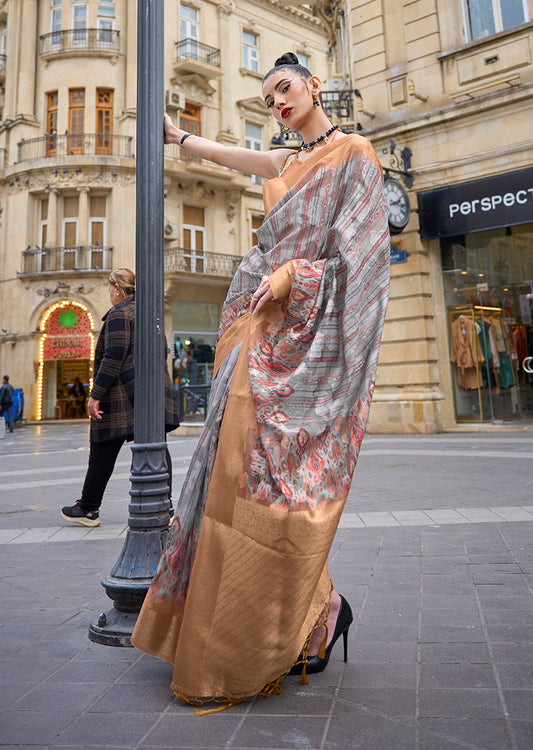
[1,423,532,750]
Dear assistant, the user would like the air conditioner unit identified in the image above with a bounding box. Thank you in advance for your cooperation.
[166,90,186,109]
[326,77,345,91]
[164,222,179,239]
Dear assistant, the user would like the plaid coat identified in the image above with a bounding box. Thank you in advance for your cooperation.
[90,296,179,443]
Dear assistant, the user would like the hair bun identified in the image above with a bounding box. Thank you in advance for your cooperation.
[275,52,299,67]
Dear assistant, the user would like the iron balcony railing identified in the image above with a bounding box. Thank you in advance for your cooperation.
[164,247,241,278]
[39,28,120,56]
[17,134,134,162]
[164,142,201,163]
[0,54,6,72]
[21,246,113,274]
[270,91,355,148]
[321,90,355,126]
[175,38,221,68]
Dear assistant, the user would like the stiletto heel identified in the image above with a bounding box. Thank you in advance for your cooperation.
[290,594,353,676]
[343,628,348,662]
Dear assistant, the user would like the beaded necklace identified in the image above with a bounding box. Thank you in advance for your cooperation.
[298,124,339,153]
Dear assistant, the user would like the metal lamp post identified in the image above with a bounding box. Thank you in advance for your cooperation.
[89,0,169,646]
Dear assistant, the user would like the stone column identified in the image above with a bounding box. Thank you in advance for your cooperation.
[3,0,21,118]
[77,187,89,247]
[16,0,38,116]
[216,2,236,142]
[124,0,137,114]
[46,189,58,248]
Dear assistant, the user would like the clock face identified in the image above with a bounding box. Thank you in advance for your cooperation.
[383,178,411,233]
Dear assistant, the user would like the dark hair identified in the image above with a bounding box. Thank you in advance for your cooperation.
[262,52,312,84]
[3,375,8,382]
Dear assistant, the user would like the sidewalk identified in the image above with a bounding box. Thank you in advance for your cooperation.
[1,424,532,749]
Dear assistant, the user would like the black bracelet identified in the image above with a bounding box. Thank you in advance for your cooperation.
[180,132,193,146]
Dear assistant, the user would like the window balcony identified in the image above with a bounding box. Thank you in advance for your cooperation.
[321,90,355,131]
[164,247,241,278]
[0,53,6,83]
[173,39,222,79]
[17,134,134,162]
[20,246,113,275]
[39,28,120,60]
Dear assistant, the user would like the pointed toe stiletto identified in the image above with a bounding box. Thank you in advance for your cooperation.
[290,594,353,676]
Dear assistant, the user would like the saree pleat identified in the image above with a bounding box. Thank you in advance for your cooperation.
[132,134,390,703]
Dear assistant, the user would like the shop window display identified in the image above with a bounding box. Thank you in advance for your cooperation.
[441,223,533,422]
[171,300,219,423]
[172,333,216,423]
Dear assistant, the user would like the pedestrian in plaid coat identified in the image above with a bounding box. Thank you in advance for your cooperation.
[61,267,179,527]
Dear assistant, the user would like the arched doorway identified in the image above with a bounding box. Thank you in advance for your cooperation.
[36,300,95,420]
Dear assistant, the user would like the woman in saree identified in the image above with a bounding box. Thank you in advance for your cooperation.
[132,53,390,710]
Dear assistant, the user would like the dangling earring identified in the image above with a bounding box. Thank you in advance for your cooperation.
[314,97,320,107]
[282,124,289,132]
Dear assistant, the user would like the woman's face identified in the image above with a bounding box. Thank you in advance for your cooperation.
[263,70,314,130]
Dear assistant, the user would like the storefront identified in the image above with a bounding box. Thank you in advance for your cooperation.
[419,167,533,424]
[36,300,95,420]
[171,299,219,423]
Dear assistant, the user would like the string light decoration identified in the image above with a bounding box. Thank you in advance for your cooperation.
[36,300,95,420]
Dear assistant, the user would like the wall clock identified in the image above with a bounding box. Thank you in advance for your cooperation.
[383,177,411,234]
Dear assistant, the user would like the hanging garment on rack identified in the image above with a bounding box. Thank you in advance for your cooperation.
[477,321,500,368]
[515,326,527,370]
[477,321,500,390]
[450,315,484,389]
[490,317,508,355]
[489,316,515,388]
[498,351,515,388]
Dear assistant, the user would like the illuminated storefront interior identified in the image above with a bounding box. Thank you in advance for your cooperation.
[36,300,95,420]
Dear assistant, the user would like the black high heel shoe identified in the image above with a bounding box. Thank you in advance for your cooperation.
[290,594,353,676]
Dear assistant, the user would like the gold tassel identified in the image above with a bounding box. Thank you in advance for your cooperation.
[318,621,328,660]
[299,660,310,685]
[195,704,232,716]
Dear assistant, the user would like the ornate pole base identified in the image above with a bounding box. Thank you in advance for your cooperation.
[88,442,170,647]
[88,577,149,647]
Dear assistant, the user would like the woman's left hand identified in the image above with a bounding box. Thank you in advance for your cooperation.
[250,276,273,314]
[87,396,103,420]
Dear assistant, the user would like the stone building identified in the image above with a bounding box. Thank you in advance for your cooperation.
[332,0,533,430]
[0,0,331,422]
[3,0,531,432]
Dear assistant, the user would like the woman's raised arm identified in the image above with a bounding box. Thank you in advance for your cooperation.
[164,113,292,180]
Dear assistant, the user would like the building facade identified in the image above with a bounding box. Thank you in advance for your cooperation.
[0,0,331,422]
[333,0,533,431]
[2,0,531,432]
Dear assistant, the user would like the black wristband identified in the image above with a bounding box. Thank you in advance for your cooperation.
[180,132,193,146]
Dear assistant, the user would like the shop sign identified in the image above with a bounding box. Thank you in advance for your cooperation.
[41,302,93,360]
[42,336,91,360]
[390,248,407,264]
[417,167,533,240]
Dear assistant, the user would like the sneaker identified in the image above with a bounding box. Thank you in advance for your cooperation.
[61,502,100,528]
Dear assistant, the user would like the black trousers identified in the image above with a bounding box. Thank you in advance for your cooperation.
[2,405,14,431]
[80,438,173,513]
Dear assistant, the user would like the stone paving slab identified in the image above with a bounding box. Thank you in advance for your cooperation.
[2,427,533,748]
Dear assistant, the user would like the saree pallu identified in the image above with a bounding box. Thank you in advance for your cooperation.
[132,135,390,704]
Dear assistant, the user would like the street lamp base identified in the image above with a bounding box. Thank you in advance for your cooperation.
[88,573,152,647]
[88,606,138,647]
